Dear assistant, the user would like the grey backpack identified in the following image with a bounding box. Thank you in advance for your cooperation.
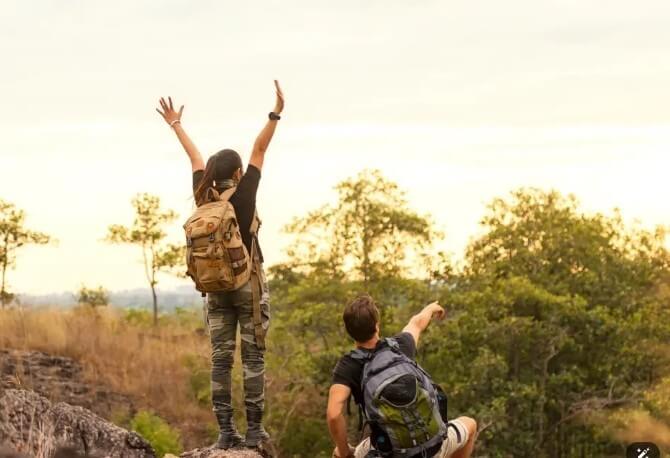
[351,338,447,458]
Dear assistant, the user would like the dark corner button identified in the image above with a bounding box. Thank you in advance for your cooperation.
[626,442,660,458]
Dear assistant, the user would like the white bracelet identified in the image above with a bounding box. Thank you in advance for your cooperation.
[170,119,181,128]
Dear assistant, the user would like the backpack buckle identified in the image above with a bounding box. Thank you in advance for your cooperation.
[186,237,192,247]
[209,233,215,242]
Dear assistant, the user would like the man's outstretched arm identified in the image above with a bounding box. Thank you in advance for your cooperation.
[403,301,446,346]
[248,80,284,171]
[156,97,205,172]
[327,384,355,458]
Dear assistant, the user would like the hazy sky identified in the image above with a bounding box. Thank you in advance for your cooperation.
[1,1,669,295]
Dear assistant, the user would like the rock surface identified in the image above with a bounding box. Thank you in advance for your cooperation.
[0,350,133,420]
[0,350,266,458]
[0,389,265,458]
[177,448,264,458]
[0,389,154,458]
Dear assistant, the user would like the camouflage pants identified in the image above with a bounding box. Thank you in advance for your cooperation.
[207,273,270,421]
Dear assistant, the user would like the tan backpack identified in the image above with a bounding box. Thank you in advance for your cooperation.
[184,187,252,292]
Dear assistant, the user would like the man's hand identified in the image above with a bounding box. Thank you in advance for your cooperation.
[156,96,184,126]
[426,301,446,320]
[273,80,285,114]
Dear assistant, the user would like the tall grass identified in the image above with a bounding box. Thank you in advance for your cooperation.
[0,306,216,449]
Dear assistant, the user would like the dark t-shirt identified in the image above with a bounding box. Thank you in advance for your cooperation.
[192,165,263,262]
[331,332,416,406]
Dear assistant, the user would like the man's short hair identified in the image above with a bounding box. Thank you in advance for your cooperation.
[343,294,380,342]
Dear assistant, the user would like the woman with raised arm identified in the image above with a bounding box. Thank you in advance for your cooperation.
[156,81,284,452]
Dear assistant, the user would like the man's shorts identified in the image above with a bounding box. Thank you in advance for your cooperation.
[353,419,469,458]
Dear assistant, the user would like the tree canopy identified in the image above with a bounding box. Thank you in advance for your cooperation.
[0,199,51,308]
[106,193,184,325]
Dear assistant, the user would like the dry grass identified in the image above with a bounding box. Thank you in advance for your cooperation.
[0,306,215,449]
[6,408,58,458]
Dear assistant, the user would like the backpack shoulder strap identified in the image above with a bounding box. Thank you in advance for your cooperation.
[349,348,373,362]
[383,337,400,352]
[205,187,220,203]
[218,186,236,203]
[204,186,236,204]
[250,209,261,235]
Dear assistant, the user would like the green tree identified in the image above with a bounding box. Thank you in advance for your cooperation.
[284,169,441,287]
[266,170,444,455]
[423,188,670,457]
[466,188,668,308]
[0,199,51,308]
[77,284,109,307]
[264,181,669,457]
[106,193,184,325]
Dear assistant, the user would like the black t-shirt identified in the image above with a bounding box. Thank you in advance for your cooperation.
[331,332,417,406]
[192,165,263,262]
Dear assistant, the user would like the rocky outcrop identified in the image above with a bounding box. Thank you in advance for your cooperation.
[0,389,154,457]
[0,350,133,420]
[0,350,266,458]
[0,388,267,458]
[176,448,264,458]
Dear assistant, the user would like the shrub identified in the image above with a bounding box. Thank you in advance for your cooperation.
[76,285,109,307]
[130,411,183,457]
[182,354,211,407]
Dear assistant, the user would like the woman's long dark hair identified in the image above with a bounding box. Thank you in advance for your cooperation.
[194,149,243,206]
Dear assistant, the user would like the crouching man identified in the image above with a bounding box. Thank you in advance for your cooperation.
[326,294,477,458]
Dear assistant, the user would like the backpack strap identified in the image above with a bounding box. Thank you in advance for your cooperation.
[349,348,373,361]
[383,337,400,352]
[204,186,236,204]
[350,339,397,360]
[205,187,220,202]
[249,232,265,350]
[249,209,261,235]
[218,186,236,203]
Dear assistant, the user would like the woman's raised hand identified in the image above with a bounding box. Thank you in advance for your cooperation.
[156,97,184,127]
[273,80,285,114]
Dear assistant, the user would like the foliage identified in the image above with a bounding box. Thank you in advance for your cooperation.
[599,374,670,454]
[422,189,670,457]
[76,285,109,307]
[182,353,211,407]
[129,410,183,457]
[284,169,442,286]
[106,193,185,325]
[122,308,156,327]
[466,188,669,309]
[0,199,51,308]
[267,179,669,457]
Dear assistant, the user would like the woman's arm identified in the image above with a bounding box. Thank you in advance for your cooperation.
[156,97,205,172]
[249,80,285,171]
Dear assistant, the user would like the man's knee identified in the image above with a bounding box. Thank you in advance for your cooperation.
[456,416,477,441]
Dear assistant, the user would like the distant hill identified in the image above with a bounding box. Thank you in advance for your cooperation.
[17,285,202,311]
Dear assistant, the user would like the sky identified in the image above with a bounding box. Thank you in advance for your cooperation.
[1,0,669,295]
